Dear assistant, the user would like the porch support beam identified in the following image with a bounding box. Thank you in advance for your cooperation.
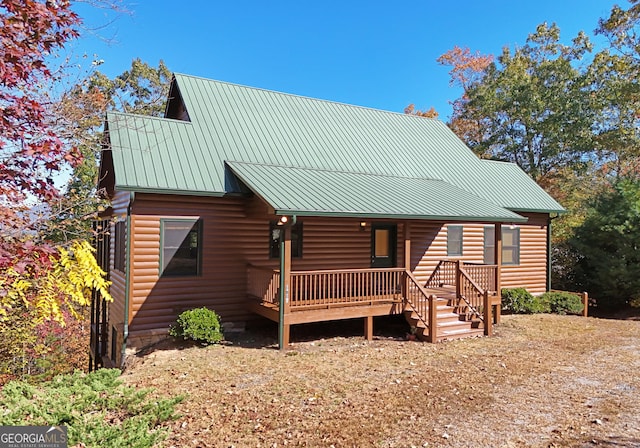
[364,315,373,341]
[404,222,411,270]
[278,225,292,350]
[494,224,502,324]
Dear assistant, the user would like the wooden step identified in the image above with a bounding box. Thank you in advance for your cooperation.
[403,295,485,342]
[436,328,484,342]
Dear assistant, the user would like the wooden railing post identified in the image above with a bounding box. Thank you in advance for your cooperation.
[455,260,462,299]
[483,290,492,336]
[428,294,438,343]
[582,292,589,317]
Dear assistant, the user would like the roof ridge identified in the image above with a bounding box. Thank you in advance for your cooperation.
[106,110,193,125]
[478,158,518,166]
[225,160,444,183]
[174,73,442,123]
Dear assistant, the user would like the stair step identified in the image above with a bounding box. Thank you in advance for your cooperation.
[437,321,473,332]
[436,328,484,342]
[404,293,487,343]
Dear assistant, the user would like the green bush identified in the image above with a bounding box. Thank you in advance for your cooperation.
[0,369,183,447]
[501,288,550,314]
[541,291,584,315]
[502,288,533,314]
[169,307,224,345]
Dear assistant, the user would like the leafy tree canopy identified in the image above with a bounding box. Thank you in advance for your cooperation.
[570,178,640,308]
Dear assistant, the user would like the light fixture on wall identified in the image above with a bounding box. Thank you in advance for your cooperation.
[278,216,289,225]
[360,221,367,231]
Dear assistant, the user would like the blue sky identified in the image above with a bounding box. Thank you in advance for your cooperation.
[71,0,614,120]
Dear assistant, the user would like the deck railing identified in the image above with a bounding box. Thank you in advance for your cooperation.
[461,263,497,293]
[247,265,280,305]
[247,265,405,309]
[425,260,497,293]
[424,260,458,288]
[290,268,405,308]
[247,262,497,336]
[458,267,486,321]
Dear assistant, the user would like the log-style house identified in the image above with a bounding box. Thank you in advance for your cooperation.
[92,74,564,368]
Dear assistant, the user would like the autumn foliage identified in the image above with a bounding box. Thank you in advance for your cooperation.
[0,0,112,382]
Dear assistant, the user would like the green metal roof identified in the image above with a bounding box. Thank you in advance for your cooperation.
[102,73,564,219]
[226,161,527,222]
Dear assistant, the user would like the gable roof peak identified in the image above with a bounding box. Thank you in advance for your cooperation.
[172,72,442,123]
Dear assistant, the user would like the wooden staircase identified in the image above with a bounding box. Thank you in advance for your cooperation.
[404,296,484,342]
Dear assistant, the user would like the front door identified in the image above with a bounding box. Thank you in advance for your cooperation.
[371,224,397,268]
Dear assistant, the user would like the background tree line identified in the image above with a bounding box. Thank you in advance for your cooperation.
[410,0,640,311]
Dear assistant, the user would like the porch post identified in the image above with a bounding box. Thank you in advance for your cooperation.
[493,224,502,292]
[278,225,292,350]
[404,222,411,270]
[455,259,462,299]
[483,290,493,336]
[364,315,373,341]
[494,224,502,324]
[402,223,412,310]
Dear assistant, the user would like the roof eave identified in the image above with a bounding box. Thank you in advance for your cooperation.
[508,207,566,215]
[273,209,528,223]
[114,186,227,198]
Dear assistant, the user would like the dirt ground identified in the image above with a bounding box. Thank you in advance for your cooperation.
[122,313,640,448]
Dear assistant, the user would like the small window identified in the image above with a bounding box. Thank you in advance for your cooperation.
[447,225,463,257]
[269,221,303,259]
[484,225,520,265]
[161,219,202,276]
[502,226,520,265]
[114,221,126,272]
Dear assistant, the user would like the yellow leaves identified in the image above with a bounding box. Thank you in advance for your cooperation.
[0,240,112,325]
[0,269,33,319]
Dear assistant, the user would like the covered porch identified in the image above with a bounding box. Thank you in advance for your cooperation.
[228,161,522,348]
[246,221,505,348]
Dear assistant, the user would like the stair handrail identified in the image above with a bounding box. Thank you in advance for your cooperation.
[424,260,458,288]
[404,270,434,337]
[424,260,444,288]
[405,270,443,342]
[458,266,487,322]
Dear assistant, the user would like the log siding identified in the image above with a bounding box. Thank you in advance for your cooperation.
[114,193,549,345]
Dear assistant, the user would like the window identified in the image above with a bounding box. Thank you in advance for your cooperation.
[447,225,463,257]
[269,221,303,259]
[161,219,202,276]
[502,226,520,265]
[484,225,520,265]
[114,221,126,272]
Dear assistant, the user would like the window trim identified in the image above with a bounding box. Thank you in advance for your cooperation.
[502,226,520,266]
[269,221,303,259]
[160,218,203,277]
[447,225,463,257]
[484,225,520,266]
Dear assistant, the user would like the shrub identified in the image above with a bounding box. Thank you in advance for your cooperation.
[541,291,584,315]
[169,307,224,345]
[0,369,183,447]
[501,288,550,314]
[502,288,533,314]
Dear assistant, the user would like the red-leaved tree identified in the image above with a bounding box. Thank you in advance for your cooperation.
[1,1,114,381]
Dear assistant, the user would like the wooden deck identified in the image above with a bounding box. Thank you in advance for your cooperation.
[247,262,501,346]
